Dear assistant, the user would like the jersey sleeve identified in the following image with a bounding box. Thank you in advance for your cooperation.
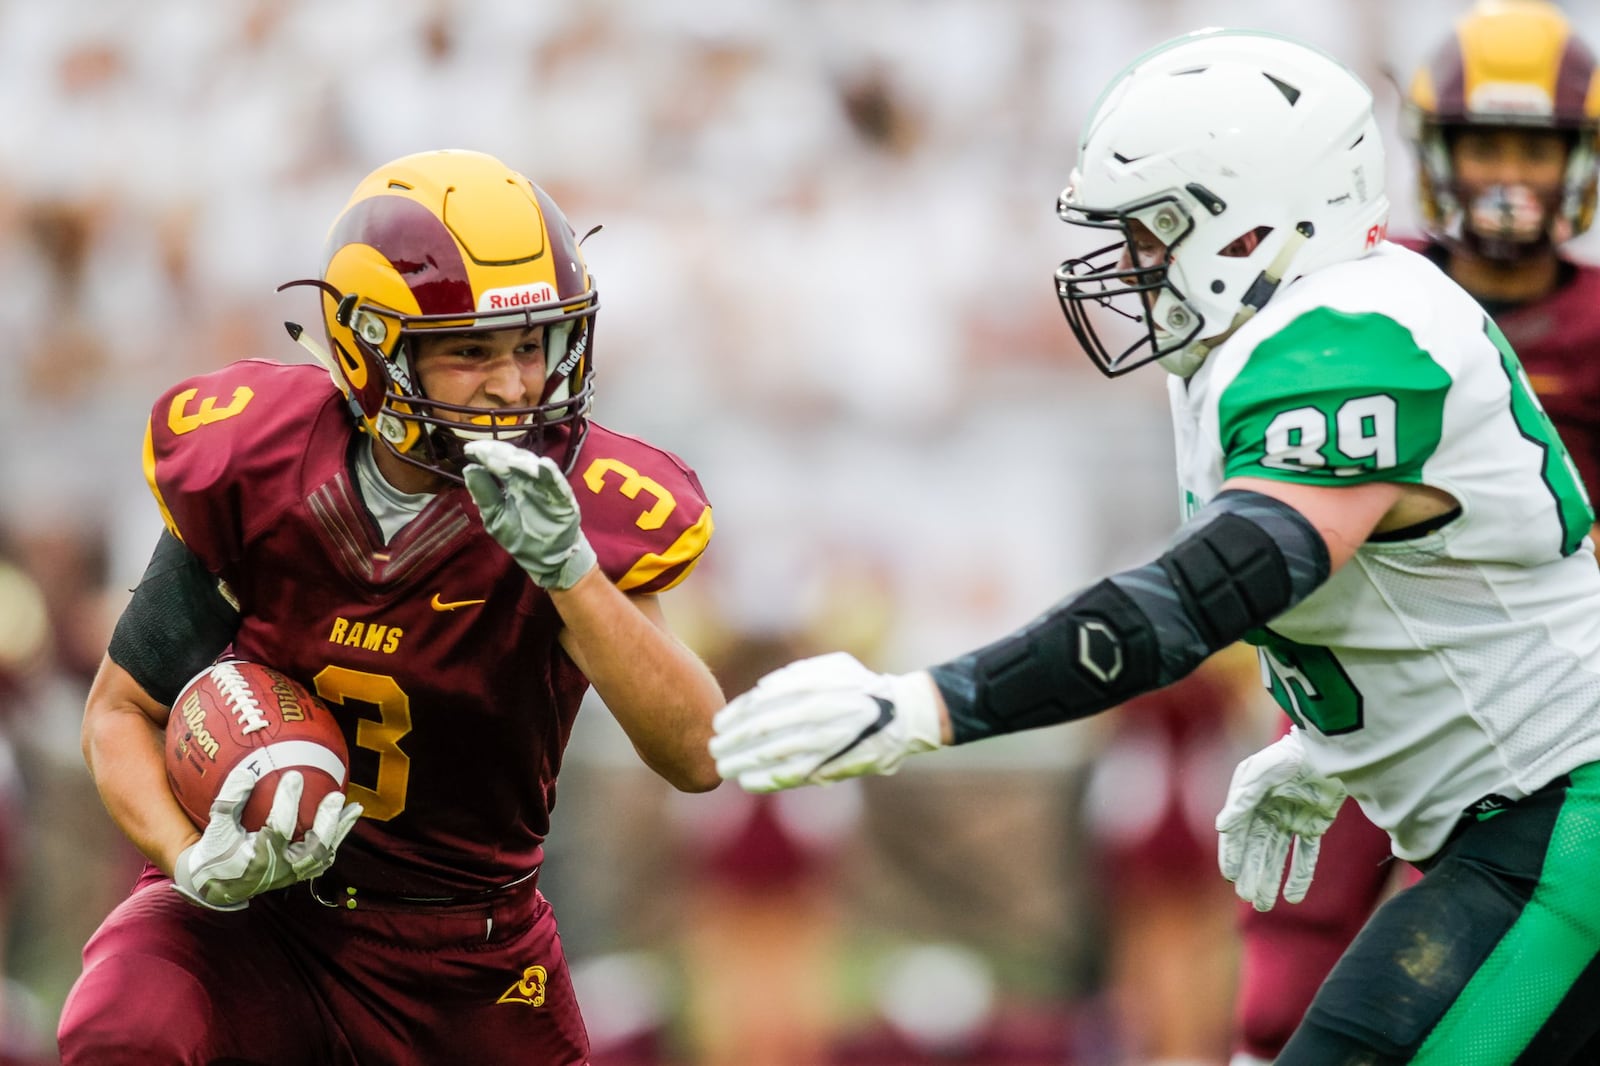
[1217,308,1453,485]
[143,360,325,578]
[569,430,714,595]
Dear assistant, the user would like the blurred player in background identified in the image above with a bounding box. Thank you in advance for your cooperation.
[0,554,53,1064]
[1079,651,1262,1066]
[1411,0,1600,503]
[1231,4,1600,1061]
[57,149,723,1065]
[713,27,1600,1064]
[674,631,859,1066]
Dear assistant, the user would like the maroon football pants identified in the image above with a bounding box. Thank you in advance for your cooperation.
[58,865,590,1065]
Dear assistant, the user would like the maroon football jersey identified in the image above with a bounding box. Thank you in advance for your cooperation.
[1490,262,1600,500]
[143,359,714,896]
[1402,239,1600,498]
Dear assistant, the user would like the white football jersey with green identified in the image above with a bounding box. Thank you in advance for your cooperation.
[1171,241,1600,861]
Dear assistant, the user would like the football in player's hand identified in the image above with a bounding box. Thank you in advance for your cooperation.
[165,660,350,838]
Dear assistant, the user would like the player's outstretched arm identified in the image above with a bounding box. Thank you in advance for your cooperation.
[712,480,1405,793]
[710,653,950,792]
[556,576,724,792]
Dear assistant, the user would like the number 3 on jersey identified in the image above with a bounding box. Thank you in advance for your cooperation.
[312,665,412,820]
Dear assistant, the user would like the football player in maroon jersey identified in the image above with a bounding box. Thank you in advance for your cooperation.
[1229,4,1600,1063]
[57,149,723,1065]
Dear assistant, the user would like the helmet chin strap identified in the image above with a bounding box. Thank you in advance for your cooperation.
[1159,224,1313,378]
[284,320,417,451]
[283,322,339,375]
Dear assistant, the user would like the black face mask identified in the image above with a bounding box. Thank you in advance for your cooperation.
[1054,193,1204,378]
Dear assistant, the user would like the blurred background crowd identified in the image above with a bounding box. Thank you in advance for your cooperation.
[1,1,1596,1064]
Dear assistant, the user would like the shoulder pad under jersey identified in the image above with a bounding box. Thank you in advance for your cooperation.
[568,424,714,594]
[144,360,346,572]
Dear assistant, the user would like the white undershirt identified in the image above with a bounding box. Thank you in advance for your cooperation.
[353,442,432,544]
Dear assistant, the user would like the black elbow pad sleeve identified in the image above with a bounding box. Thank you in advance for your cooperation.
[1160,512,1294,644]
[107,530,241,706]
[931,490,1329,745]
[931,578,1160,742]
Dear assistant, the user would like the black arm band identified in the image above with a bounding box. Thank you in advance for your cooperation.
[107,530,241,706]
[929,490,1330,744]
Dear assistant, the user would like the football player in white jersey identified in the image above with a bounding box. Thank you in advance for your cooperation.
[711,28,1600,1064]
[1230,5,1600,1064]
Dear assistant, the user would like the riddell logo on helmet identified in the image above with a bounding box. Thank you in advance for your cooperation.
[553,328,588,378]
[1364,221,1388,250]
[478,283,557,311]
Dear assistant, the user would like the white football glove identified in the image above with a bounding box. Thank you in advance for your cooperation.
[1215,729,1347,912]
[463,439,597,592]
[709,652,945,793]
[173,764,363,912]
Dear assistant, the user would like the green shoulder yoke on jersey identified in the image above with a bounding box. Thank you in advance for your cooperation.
[1218,308,1451,486]
[1482,317,1594,557]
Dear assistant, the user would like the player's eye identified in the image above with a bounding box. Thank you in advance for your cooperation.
[1526,140,1567,166]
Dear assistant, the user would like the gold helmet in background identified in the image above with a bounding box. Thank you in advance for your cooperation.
[1406,0,1600,256]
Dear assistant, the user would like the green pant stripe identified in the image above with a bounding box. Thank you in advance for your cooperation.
[1417,762,1600,1063]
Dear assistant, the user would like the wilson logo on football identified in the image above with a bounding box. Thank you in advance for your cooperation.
[497,965,548,1007]
[477,283,557,311]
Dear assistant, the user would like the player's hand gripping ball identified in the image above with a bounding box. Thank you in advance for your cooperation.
[165,660,350,838]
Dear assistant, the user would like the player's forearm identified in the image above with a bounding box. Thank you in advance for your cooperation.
[82,657,201,875]
[930,490,1329,744]
[552,569,723,792]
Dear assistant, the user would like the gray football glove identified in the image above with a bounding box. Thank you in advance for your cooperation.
[173,765,362,912]
[710,652,945,792]
[463,439,597,591]
[1216,729,1347,912]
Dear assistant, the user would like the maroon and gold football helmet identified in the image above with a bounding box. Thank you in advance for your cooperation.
[283,149,598,480]
[1406,0,1600,259]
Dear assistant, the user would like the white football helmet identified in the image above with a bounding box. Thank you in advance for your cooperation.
[1056,29,1391,377]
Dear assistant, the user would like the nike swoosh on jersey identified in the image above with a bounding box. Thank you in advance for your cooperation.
[430,593,487,611]
[813,695,896,773]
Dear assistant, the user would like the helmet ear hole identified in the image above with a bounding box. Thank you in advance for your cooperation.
[333,340,361,375]
[1220,226,1273,257]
